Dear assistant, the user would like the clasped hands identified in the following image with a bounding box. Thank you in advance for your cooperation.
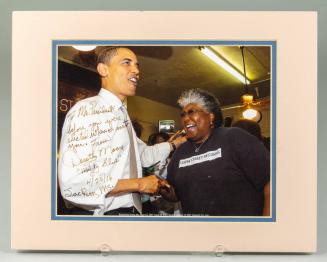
[137,174,170,195]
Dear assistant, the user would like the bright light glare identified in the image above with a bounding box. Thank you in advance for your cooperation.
[201,47,250,85]
[72,45,96,52]
[242,108,259,120]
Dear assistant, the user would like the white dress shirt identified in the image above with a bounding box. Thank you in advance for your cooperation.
[58,88,171,215]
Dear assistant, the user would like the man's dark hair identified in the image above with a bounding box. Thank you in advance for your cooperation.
[97,47,121,65]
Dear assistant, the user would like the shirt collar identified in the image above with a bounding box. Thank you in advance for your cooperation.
[98,88,125,109]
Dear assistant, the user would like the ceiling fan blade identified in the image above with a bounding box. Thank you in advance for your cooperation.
[222,104,244,110]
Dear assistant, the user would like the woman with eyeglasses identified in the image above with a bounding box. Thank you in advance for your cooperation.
[160,88,270,216]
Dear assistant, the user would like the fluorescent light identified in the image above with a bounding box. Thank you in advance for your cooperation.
[72,45,96,52]
[200,47,250,85]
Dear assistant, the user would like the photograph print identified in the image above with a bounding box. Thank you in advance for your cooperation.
[53,42,275,222]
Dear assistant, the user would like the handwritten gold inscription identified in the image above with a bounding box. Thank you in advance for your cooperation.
[78,104,114,117]
[61,102,128,200]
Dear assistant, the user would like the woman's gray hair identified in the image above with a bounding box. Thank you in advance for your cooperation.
[177,88,223,128]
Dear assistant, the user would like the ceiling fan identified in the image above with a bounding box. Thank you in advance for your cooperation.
[221,46,270,123]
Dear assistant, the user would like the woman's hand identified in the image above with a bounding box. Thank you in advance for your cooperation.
[169,130,187,149]
[159,182,179,202]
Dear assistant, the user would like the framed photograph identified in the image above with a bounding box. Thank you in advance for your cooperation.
[12,11,316,252]
[54,41,274,221]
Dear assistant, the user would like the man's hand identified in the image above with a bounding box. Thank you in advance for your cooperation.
[158,179,171,189]
[106,175,161,197]
[137,175,161,194]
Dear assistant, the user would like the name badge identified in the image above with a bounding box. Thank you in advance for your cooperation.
[179,148,222,168]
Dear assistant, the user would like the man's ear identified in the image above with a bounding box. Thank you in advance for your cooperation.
[97,63,109,77]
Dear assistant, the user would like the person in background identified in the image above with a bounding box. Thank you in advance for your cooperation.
[161,88,270,216]
[232,119,270,151]
[232,119,262,141]
[58,47,185,216]
[143,132,179,215]
[148,132,170,146]
[131,120,143,139]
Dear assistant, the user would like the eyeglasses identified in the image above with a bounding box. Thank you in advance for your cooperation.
[180,109,206,118]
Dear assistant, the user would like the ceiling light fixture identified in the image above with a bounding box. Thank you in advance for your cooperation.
[72,45,96,52]
[239,46,262,123]
[241,94,262,122]
[242,108,262,122]
[200,46,250,85]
